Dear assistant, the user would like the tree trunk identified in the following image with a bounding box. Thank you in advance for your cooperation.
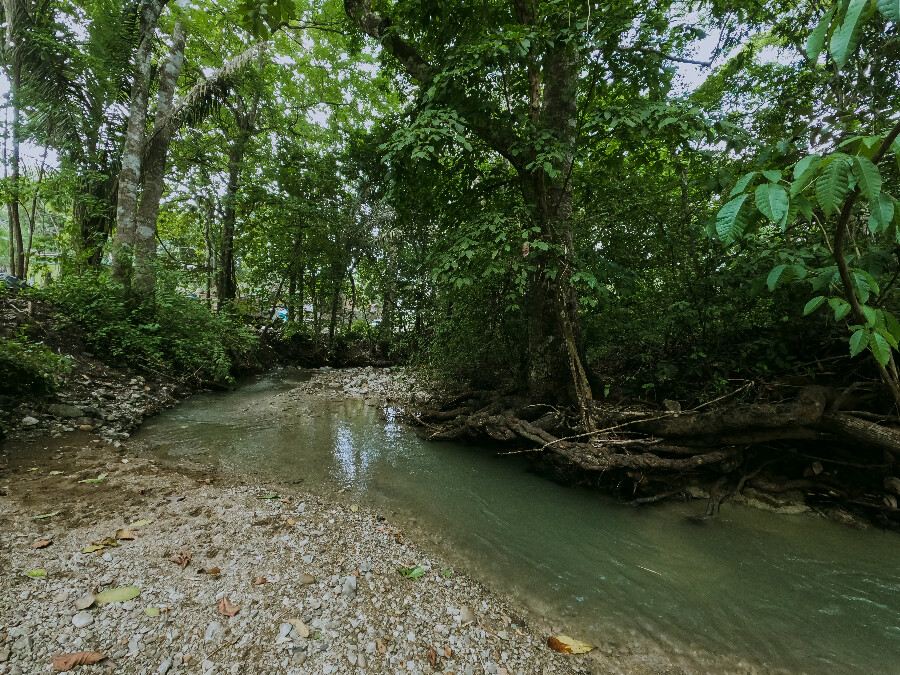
[133,19,186,296]
[5,56,24,278]
[287,226,303,323]
[217,137,245,302]
[328,263,342,345]
[111,0,166,283]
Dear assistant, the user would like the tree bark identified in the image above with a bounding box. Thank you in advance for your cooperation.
[217,136,245,301]
[111,0,167,283]
[133,19,186,296]
[3,31,24,278]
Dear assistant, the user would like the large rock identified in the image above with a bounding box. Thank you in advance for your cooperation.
[885,476,900,496]
[47,404,84,419]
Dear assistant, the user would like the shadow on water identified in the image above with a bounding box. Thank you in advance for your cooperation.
[132,369,900,674]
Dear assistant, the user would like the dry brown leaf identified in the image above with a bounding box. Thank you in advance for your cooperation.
[115,529,135,540]
[375,638,387,654]
[201,567,221,575]
[285,518,296,526]
[547,635,595,654]
[286,618,310,638]
[444,646,452,657]
[217,596,240,617]
[428,645,437,668]
[278,497,291,503]
[31,539,53,550]
[253,576,267,585]
[169,551,192,569]
[51,651,106,671]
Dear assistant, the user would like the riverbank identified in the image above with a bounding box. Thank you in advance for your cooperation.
[1,431,609,675]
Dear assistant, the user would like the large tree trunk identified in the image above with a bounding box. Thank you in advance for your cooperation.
[111,0,166,283]
[132,19,186,296]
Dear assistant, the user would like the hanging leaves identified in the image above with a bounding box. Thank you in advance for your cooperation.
[815,158,851,216]
[715,194,751,244]
[754,183,790,225]
[806,7,836,61]
[830,0,873,68]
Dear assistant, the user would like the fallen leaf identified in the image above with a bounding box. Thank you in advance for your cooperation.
[167,495,185,502]
[350,504,359,513]
[200,567,221,575]
[95,586,140,605]
[27,569,47,578]
[28,467,38,472]
[398,565,426,579]
[253,576,267,585]
[428,645,437,667]
[278,497,291,504]
[129,519,153,528]
[52,651,106,671]
[375,638,387,654]
[81,545,105,554]
[285,518,296,526]
[169,551,192,569]
[49,470,63,475]
[145,606,160,617]
[257,493,280,500]
[547,635,595,654]
[217,596,240,617]
[78,473,107,484]
[441,568,452,578]
[286,618,310,638]
[115,529,135,540]
[31,539,53,550]
[33,510,61,519]
[444,646,452,657]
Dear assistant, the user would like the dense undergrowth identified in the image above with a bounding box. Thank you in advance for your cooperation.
[31,272,258,384]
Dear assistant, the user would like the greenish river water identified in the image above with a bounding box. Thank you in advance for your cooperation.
[132,369,900,674]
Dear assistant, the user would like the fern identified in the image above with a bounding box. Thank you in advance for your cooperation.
[816,157,851,216]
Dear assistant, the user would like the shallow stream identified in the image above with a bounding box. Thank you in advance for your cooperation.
[132,369,900,674]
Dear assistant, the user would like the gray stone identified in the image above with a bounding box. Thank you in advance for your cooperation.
[72,611,94,628]
[74,593,95,610]
[157,657,172,674]
[299,573,316,585]
[359,560,373,573]
[459,606,475,624]
[342,575,357,597]
[0,647,10,662]
[279,622,292,638]
[204,620,224,644]
[47,403,84,419]
[21,416,39,426]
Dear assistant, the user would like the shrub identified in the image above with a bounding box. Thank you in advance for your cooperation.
[0,332,71,396]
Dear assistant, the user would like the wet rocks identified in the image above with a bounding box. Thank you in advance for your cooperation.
[47,403,84,419]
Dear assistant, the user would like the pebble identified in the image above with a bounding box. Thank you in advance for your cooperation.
[21,416,39,426]
[459,606,475,623]
[74,593,95,610]
[72,611,93,628]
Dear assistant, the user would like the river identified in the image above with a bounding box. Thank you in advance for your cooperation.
[131,368,900,674]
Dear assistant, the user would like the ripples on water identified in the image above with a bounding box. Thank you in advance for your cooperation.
[133,370,900,674]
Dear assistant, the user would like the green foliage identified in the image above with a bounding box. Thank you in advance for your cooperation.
[38,273,256,383]
[0,332,71,396]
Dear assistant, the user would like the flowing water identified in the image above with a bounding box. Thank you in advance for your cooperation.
[132,369,900,674]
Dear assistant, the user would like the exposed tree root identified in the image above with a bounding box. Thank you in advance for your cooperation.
[409,384,900,528]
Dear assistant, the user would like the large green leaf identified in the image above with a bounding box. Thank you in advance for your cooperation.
[730,172,757,197]
[870,332,892,366]
[807,7,836,61]
[791,154,823,196]
[816,158,851,216]
[803,296,826,315]
[830,0,873,68]
[755,184,790,224]
[767,264,788,291]
[851,156,882,201]
[869,193,895,233]
[850,329,870,357]
[716,194,751,243]
[877,0,900,22]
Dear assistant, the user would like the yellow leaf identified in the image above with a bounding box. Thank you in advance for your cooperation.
[547,635,595,654]
[350,504,359,513]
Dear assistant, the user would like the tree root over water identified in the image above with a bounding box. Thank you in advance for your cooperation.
[409,385,900,529]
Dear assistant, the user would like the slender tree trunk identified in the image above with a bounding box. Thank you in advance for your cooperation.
[217,137,245,301]
[111,0,166,283]
[133,19,186,296]
[5,57,24,278]
[287,226,303,323]
[328,263,342,345]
